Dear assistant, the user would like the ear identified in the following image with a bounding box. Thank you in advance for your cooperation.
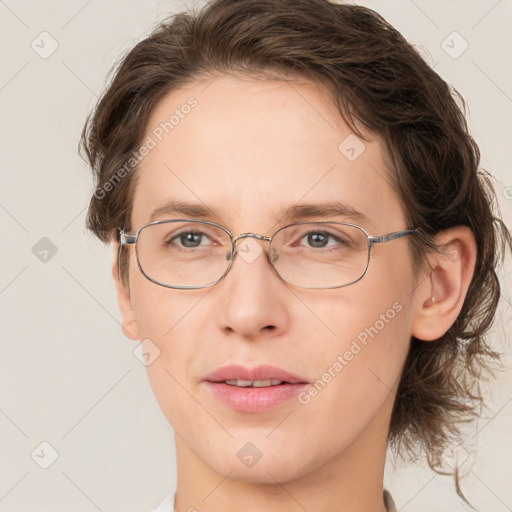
[111,241,140,341]
[411,226,477,341]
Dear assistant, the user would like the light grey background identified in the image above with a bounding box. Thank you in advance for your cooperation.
[1,1,511,511]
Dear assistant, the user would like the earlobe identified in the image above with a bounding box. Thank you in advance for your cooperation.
[411,226,476,342]
[111,242,140,341]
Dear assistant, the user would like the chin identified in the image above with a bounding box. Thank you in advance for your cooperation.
[212,458,310,485]
[198,436,317,484]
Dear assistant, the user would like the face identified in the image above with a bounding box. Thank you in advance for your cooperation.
[121,73,417,483]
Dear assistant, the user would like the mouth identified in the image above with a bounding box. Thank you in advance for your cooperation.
[203,365,309,413]
[204,364,308,384]
[223,379,287,387]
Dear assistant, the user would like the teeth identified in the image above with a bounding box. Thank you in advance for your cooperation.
[224,379,284,387]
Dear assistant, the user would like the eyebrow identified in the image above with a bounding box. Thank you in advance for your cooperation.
[149,200,216,223]
[280,201,370,225]
[148,199,371,226]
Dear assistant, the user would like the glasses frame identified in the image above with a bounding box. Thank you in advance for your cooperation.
[118,219,418,290]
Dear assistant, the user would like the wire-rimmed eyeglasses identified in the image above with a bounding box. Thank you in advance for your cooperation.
[117,219,417,290]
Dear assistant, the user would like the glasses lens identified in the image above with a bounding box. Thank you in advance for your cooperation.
[271,223,369,288]
[136,221,232,288]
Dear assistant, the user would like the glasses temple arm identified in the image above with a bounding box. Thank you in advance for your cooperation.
[368,228,418,245]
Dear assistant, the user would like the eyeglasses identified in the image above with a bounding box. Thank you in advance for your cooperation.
[118,219,417,290]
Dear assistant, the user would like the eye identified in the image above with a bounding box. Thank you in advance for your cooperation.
[167,230,213,248]
[297,230,350,249]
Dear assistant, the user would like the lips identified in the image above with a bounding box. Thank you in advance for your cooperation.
[203,364,308,385]
[203,364,309,413]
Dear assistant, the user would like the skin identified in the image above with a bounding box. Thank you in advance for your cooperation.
[112,73,477,512]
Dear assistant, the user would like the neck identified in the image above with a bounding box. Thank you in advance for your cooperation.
[173,407,391,512]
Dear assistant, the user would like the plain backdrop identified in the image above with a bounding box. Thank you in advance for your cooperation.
[1,1,511,511]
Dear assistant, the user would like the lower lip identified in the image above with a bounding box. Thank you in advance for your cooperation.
[205,382,308,413]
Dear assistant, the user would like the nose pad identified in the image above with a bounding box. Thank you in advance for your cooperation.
[269,246,279,263]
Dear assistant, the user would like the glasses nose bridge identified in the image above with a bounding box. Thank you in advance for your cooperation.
[230,232,275,262]
[232,232,272,245]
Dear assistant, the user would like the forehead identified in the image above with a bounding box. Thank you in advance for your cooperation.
[131,74,405,233]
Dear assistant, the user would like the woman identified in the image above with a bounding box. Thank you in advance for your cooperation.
[80,1,510,510]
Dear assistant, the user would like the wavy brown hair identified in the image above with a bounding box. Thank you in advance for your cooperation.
[80,0,511,505]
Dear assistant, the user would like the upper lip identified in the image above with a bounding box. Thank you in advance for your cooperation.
[203,364,309,384]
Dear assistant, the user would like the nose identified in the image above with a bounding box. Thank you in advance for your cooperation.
[216,234,290,339]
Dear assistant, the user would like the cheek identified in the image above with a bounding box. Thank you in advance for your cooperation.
[128,267,212,426]
[296,250,413,420]
[310,293,410,400]
[291,299,411,466]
